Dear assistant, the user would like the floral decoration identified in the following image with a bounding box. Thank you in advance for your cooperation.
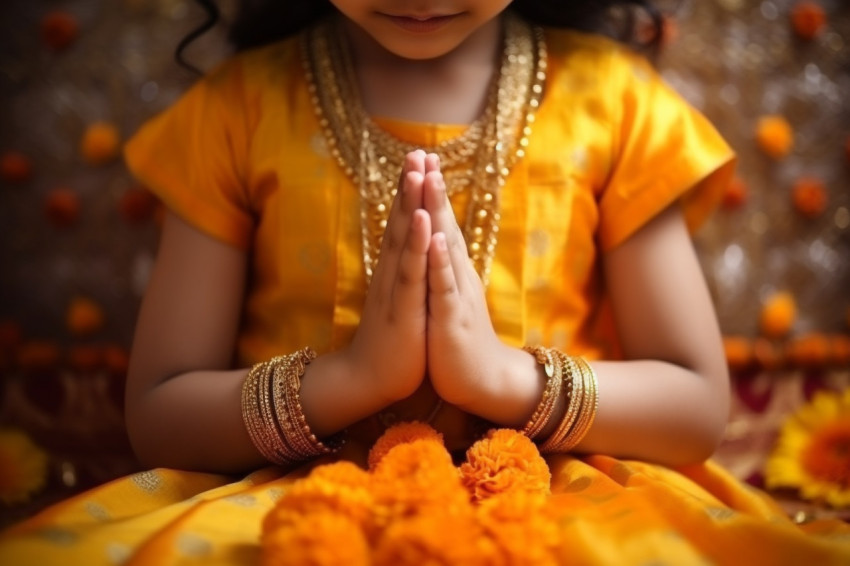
[261,423,559,565]
[765,389,850,508]
[0,427,49,506]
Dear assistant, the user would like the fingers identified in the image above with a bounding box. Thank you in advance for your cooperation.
[373,151,426,295]
[427,231,460,321]
[391,209,431,316]
[422,169,471,293]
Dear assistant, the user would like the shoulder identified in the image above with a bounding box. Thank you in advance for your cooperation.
[543,28,652,87]
[200,35,303,98]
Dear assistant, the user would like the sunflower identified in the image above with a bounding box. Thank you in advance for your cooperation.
[765,388,850,508]
[0,427,49,505]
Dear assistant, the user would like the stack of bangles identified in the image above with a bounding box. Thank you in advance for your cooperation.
[521,345,600,453]
[241,347,344,466]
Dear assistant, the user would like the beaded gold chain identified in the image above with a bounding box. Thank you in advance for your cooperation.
[301,13,547,286]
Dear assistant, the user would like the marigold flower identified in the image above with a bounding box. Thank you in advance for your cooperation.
[80,121,120,165]
[791,177,827,218]
[755,115,793,159]
[831,335,850,367]
[41,11,79,51]
[460,429,550,504]
[0,320,23,351]
[16,340,61,372]
[66,296,105,336]
[101,344,130,377]
[371,440,469,528]
[723,336,754,371]
[721,177,748,210]
[0,428,49,505]
[752,337,785,371]
[477,492,561,566]
[119,187,158,224]
[68,345,103,373]
[367,421,444,470]
[263,461,373,535]
[786,334,832,368]
[44,187,80,228]
[765,389,850,508]
[759,291,796,339]
[0,151,32,184]
[372,513,496,566]
[261,511,370,566]
[790,1,826,40]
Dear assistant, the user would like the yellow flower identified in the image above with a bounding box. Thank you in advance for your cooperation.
[367,421,444,471]
[261,511,370,566]
[460,429,551,503]
[0,428,49,505]
[765,389,850,508]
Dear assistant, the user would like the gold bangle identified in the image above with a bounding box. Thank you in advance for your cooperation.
[540,354,599,453]
[242,359,298,466]
[559,357,598,450]
[241,348,344,467]
[278,347,344,458]
[520,346,562,439]
[539,352,582,453]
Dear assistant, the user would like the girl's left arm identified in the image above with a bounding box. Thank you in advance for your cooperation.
[572,201,731,465]
[429,176,729,465]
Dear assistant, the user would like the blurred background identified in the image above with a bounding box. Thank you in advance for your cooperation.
[0,0,848,524]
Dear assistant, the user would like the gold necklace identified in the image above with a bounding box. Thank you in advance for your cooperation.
[301,13,547,286]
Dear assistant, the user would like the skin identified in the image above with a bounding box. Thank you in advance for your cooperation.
[125,1,730,472]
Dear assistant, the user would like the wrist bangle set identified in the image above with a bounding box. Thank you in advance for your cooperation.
[521,346,599,454]
[241,347,344,467]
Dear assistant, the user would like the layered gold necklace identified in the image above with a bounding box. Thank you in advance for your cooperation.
[301,13,547,286]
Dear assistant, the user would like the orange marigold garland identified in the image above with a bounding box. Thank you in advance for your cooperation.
[372,513,496,566]
[367,420,444,470]
[370,439,470,529]
[262,461,373,536]
[477,492,561,566]
[262,422,558,563]
[460,428,551,503]
[261,511,371,566]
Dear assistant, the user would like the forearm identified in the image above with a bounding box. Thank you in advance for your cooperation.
[460,349,730,466]
[126,351,390,473]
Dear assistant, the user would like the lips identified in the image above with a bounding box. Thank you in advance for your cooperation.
[383,13,459,33]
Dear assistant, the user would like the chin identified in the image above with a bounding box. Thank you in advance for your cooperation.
[374,36,467,61]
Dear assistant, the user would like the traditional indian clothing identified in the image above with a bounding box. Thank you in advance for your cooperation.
[2,16,848,565]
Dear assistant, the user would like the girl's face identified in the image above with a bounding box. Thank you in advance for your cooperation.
[329,0,514,60]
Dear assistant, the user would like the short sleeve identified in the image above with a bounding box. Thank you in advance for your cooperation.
[123,59,254,249]
[597,50,736,251]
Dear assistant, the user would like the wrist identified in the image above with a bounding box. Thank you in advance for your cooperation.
[456,343,545,427]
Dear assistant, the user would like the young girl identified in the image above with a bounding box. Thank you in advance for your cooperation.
[2,0,849,563]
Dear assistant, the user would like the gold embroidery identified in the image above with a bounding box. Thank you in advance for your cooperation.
[302,13,547,286]
[130,470,162,493]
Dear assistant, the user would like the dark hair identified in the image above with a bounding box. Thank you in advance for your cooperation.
[177,1,662,71]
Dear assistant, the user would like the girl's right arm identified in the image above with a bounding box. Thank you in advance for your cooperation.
[125,153,433,473]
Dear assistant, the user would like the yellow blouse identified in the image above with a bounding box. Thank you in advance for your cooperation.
[4,24,850,566]
[124,27,735,370]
